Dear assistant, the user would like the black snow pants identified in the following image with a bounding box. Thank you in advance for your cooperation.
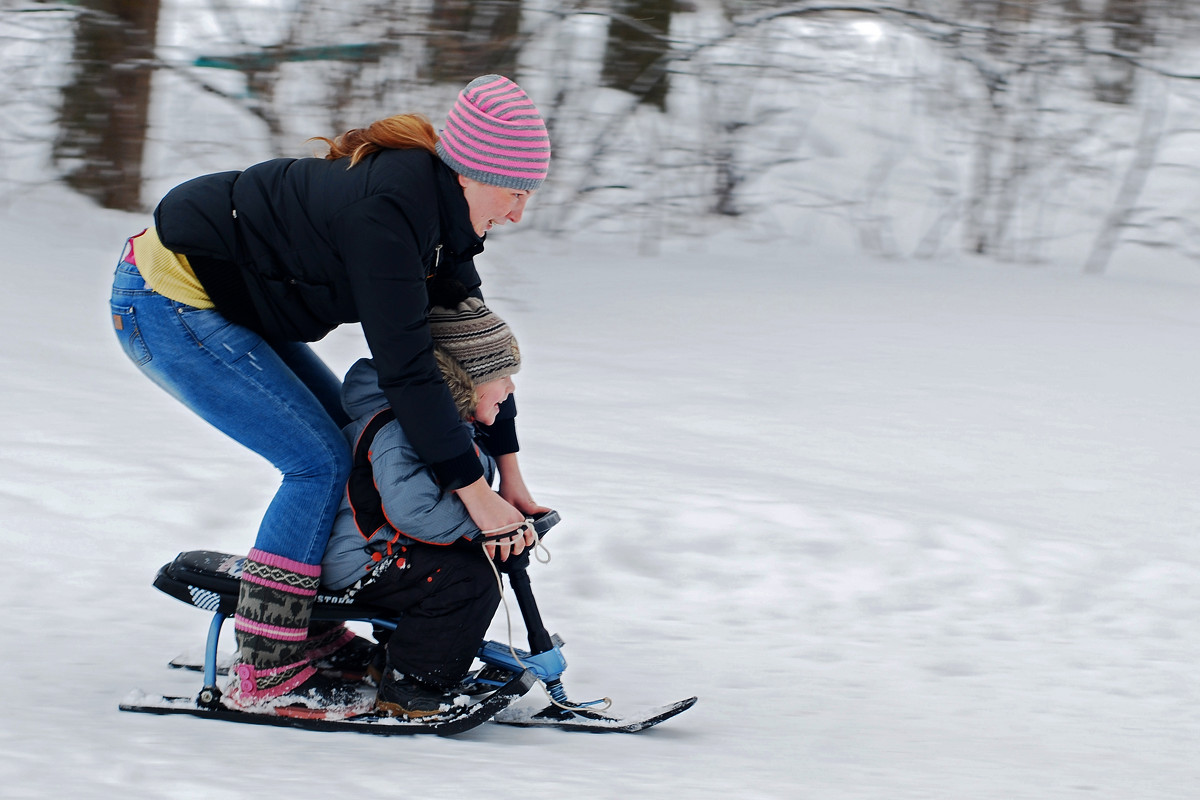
[351,543,501,689]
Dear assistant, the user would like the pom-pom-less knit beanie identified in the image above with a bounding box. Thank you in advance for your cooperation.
[435,74,550,191]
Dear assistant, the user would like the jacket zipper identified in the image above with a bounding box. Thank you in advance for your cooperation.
[428,243,443,279]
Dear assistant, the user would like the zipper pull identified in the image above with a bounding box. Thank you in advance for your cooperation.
[426,243,443,280]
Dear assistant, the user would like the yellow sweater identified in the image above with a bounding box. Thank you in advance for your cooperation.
[130,226,215,309]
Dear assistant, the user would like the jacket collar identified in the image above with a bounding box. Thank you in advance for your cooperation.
[433,157,485,260]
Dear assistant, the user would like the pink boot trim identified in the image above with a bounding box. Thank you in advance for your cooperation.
[234,614,310,641]
[224,661,317,709]
[246,548,322,578]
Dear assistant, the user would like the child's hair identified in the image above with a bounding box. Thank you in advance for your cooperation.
[311,114,439,167]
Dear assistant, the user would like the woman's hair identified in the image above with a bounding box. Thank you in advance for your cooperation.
[312,113,439,167]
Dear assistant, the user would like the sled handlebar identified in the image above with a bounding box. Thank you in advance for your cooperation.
[493,510,560,655]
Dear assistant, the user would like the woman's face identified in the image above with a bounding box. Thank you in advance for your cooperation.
[472,376,515,426]
[459,175,532,236]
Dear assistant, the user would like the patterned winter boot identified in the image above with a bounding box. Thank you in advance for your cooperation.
[221,549,373,718]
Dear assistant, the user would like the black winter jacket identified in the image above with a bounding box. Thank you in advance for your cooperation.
[153,147,515,490]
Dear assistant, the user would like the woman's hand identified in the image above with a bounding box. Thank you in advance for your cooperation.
[495,453,550,518]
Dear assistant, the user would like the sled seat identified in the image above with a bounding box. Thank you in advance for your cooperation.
[152,508,560,621]
[152,550,394,622]
[151,550,405,699]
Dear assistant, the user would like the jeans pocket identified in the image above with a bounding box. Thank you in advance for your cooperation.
[176,304,234,345]
[110,303,151,366]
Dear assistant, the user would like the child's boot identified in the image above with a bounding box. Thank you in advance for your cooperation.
[374,660,459,719]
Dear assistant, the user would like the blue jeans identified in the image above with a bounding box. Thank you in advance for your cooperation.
[109,256,351,565]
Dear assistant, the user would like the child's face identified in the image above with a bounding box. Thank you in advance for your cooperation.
[473,376,515,425]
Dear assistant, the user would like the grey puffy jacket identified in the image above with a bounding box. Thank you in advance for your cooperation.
[321,358,495,591]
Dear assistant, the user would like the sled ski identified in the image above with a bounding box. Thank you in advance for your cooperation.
[159,654,696,734]
[125,510,694,734]
[493,696,698,733]
[119,668,536,736]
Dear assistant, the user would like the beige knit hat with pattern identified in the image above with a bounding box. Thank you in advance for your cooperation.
[428,297,521,387]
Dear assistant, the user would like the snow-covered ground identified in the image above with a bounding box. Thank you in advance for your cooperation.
[1,183,1199,799]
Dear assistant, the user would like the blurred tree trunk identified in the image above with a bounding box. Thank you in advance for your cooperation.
[602,0,673,110]
[1083,76,1167,275]
[426,0,522,84]
[1093,0,1151,105]
[53,0,160,211]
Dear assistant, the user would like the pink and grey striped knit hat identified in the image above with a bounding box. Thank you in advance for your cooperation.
[436,74,550,191]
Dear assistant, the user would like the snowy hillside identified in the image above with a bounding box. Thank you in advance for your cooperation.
[0,181,1198,798]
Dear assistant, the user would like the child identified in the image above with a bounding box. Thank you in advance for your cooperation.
[320,295,541,718]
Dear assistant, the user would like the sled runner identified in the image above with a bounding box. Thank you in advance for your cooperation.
[121,511,696,734]
[120,670,537,736]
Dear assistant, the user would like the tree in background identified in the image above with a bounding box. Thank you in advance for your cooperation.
[52,0,160,212]
[10,0,1200,273]
[425,0,522,83]
[601,0,674,111]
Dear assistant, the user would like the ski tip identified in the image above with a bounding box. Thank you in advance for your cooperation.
[493,694,698,733]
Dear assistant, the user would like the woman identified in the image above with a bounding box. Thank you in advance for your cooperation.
[109,75,550,717]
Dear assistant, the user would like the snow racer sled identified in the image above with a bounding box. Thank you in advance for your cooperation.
[120,510,696,735]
